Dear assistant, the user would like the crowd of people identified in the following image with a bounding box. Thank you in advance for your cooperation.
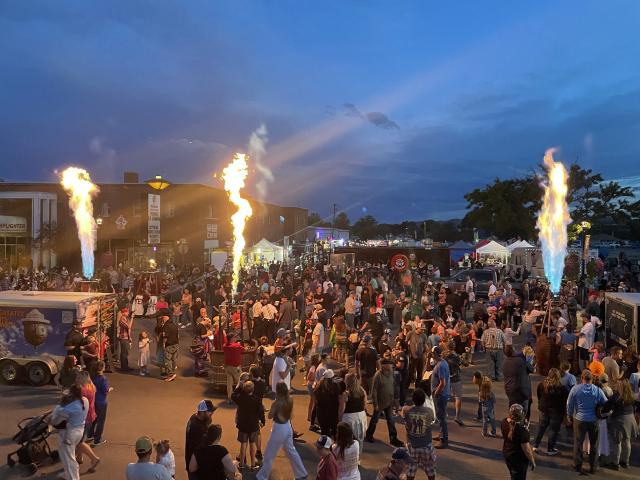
[6,255,639,480]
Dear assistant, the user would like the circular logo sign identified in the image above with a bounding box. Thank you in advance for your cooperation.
[390,254,409,272]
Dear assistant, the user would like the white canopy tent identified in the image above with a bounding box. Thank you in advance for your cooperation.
[247,238,284,264]
[507,240,535,252]
[475,240,510,263]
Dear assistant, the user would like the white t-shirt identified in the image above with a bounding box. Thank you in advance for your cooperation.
[262,303,278,320]
[125,462,172,480]
[271,355,290,392]
[312,322,325,352]
[465,279,474,293]
[488,284,497,296]
[578,321,595,349]
[323,281,334,293]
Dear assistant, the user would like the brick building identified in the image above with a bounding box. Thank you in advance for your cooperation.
[0,173,307,272]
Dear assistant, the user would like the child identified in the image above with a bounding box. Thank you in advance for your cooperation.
[479,376,497,437]
[171,302,182,327]
[138,331,151,376]
[155,439,175,478]
[376,447,412,480]
[472,371,483,421]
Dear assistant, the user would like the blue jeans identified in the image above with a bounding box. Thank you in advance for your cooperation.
[482,404,496,435]
[487,349,503,381]
[434,394,448,441]
[90,403,108,443]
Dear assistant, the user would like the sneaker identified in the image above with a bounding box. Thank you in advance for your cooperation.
[309,425,321,433]
[92,440,107,447]
[547,448,559,456]
[454,418,465,426]
[390,437,404,448]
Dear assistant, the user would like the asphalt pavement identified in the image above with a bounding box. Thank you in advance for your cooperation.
[0,315,638,480]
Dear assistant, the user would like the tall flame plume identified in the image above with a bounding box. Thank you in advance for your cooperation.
[222,153,253,293]
[60,167,99,279]
[536,148,571,294]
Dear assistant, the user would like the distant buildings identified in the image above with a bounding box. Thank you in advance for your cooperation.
[0,172,307,272]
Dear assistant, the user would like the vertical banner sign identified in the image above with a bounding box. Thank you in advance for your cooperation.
[583,234,591,261]
[148,194,161,245]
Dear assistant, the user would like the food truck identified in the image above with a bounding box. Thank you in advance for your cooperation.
[0,291,116,386]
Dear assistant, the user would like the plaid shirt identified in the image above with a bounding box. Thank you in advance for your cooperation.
[481,327,505,350]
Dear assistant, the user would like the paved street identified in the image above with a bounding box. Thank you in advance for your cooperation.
[1,316,638,480]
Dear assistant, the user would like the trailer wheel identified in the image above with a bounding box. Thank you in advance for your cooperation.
[0,359,21,384]
[25,362,52,386]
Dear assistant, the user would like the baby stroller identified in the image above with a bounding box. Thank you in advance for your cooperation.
[7,411,58,475]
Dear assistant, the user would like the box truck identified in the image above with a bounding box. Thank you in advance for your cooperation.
[0,291,116,386]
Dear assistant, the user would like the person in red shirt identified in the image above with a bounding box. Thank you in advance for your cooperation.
[315,435,337,480]
[223,333,244,404]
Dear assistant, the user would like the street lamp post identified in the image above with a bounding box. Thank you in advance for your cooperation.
[145,175,172,270]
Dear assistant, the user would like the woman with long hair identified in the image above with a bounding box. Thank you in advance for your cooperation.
[339,373,368,454]
[315,371,341,438]
[607,379,639,470]
[256,383,307,480]
[306,354,320,427]
[501,404,536,480]
[332,422,360,479]
[74,370,101,472]
[533,368,567,455]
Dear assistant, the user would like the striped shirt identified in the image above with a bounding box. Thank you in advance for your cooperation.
[481,327,506,350]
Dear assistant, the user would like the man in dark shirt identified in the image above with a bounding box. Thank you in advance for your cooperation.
[502,346,531,414]
[64,319,84,364]
[356,335,379,395]
[160,309,180,381]
[185,399,215,479]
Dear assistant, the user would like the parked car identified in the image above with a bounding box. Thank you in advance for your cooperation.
[447,268,498,299]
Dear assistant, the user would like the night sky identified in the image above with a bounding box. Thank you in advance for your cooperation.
[1,1,640,222]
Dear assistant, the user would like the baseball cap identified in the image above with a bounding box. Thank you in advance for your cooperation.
[391,447,411,461]
[276,328,289,338]
[432,346,443,357]
[323,369,335,379]
[197,399,216,413]
[315,435,333,449]
[135,436,153,454]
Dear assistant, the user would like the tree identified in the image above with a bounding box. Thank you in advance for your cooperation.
[351,215,379,240]
[462,163,640,239]
[462,177,540,239]
[308,212,330,227]
[333,212,350,229]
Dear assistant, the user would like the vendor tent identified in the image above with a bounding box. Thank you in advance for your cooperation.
[475,240,509,263]
[248,238,284,264]
[507,240,535,252]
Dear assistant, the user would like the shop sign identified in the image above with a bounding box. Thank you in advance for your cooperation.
[0,215,27,234]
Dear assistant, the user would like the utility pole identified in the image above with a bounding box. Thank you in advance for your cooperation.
[331,203,337,252]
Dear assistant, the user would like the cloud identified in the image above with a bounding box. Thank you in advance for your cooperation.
[343,102,364,119]
[366,111,399,130]
[340,102,399,129]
